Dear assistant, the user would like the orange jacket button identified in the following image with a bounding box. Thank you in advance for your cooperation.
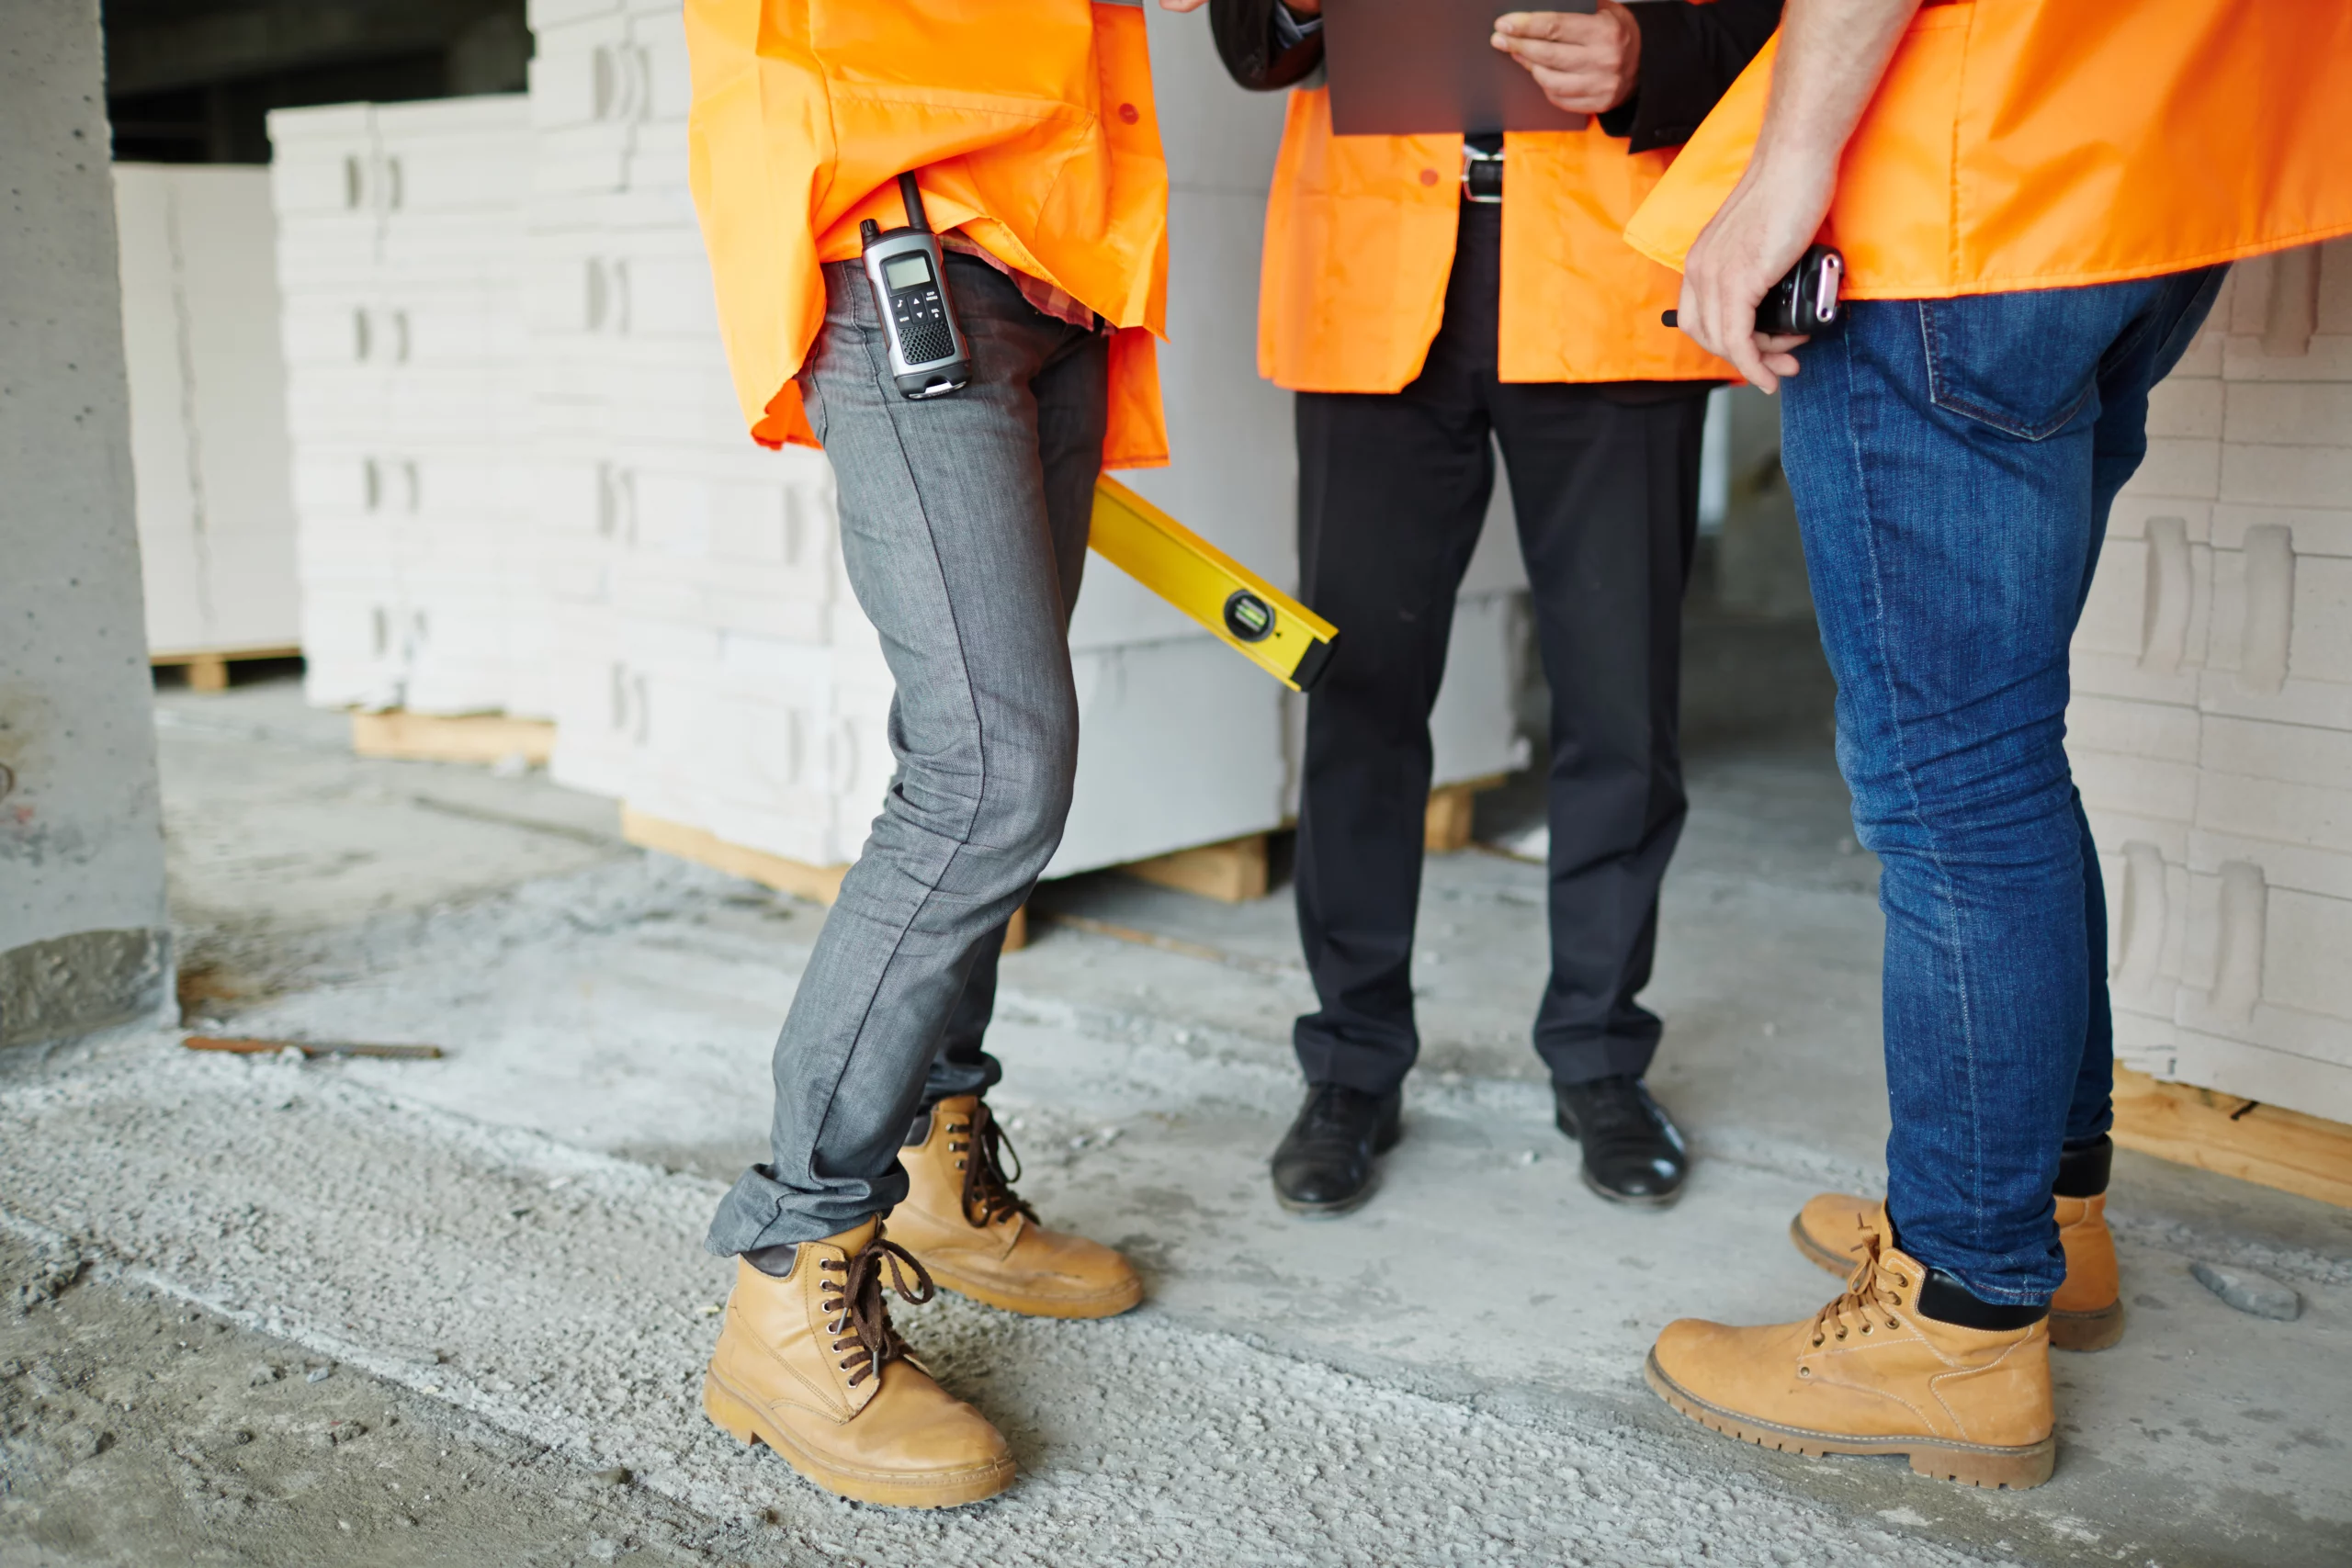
[1118,102,1140,125]
[1419,167,1439,186]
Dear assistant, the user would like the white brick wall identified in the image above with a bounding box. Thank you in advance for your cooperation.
[2073,240,2352,1121]
[114,165,302,660]
[269,97,541,716]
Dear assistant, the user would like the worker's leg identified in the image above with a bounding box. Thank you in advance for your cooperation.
[914,309,1108,1121]
[1779,272,2221,1303]
[707,255,1097,1255]
[1290,209,1498,1100]
[1272,202,1498,1214]
[1489,379,1705,1202]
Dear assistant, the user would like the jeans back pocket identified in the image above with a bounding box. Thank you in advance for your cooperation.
[1918,284,2158,442]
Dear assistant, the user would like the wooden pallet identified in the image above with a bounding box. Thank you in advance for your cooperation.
[621,807,1028,951]
[1122,834,1270,903]
[351,710,557,767]
[626,771,1521,940]
[1425,773,1510,853]
[2112,1067,2352,1210]
[151,642,300,693]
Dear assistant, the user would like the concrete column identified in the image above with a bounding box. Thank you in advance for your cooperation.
[1,1,174,1047]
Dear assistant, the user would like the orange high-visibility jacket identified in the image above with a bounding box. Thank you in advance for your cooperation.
[1260,88,1732,392]
[684,0,1171,467]
[1624,0,2352,297]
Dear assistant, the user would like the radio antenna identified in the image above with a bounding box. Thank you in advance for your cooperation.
[899,172,930,233]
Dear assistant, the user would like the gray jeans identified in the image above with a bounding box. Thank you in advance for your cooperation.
[706,254,1106,1253]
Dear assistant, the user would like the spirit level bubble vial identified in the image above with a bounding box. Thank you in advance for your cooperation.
[1089,477,1339,692]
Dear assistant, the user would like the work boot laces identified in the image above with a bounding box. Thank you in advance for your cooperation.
[816,1233,935,1389]
[1810,1231,1910,1348]
[947,1102,1037,1230]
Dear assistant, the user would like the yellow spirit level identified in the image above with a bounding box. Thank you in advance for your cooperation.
[1089,476,1339,692]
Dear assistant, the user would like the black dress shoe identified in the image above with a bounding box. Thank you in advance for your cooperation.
[1554,1075,1688,1207]
[1271,1083,1402,1216]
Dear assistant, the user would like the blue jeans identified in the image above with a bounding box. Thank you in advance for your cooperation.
[1780,268,2225,1304]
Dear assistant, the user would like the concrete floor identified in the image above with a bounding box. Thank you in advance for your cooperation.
[4,625,2349,1566]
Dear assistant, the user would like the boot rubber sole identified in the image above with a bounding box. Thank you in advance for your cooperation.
[1788,1216,2126,1352]
[2049,1299,2126,1352]
[1789,1213,1864,1277]
[923,1266,1143,1320]
[1644,1350,2055,1491]
[701,1372,1014,1508]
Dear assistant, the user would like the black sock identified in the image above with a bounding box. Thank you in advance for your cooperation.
[2053,1134,2112,1199]
[1915,1269,2049,1332]
[1885,1209,2050,1330]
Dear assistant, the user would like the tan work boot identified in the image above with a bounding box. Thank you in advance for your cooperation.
[1791,1189,2124,1351]
[702,1219,1013,1508]
[1649,1215,2055,1490]
[888,1096,1143,1319]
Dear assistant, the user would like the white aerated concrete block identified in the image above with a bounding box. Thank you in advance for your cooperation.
[276,95,543,717]
[2070,243,2352,1118]
[2099,837,2189,1079]
[2201,529,2352,731]
[1430,591,1533,788]
[115,164,302,659]
[1048,637,1292,878]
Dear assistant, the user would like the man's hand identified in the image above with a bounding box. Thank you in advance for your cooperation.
[1491,4,1641,116]
[1674,154,1827,393]
[1673,0,1921,392]
[1158,0,1213,11]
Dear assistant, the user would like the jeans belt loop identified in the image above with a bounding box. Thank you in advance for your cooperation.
[1461,141,1504,204]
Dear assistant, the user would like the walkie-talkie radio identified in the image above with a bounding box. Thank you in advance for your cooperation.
[1755,244,1843,336]
[1659,244,1846,337]
[860,173,972,400]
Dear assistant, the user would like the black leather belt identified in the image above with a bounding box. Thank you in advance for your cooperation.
[1462,137,1503,203]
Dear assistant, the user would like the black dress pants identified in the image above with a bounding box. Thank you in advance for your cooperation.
[1292,200,1706,1094]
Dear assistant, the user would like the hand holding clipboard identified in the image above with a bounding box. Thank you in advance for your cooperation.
[1323,1,1636,135]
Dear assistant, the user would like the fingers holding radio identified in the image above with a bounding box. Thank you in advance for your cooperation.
[1676,160,1828,393]
[1492,4,1641,115]
[1754,333,1807,384]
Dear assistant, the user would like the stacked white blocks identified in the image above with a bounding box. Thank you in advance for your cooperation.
[113,165,301,661]
[268,6,1533,883]
[270,97,541,716]
[2072,242,2352,1122]
[528,3,1528,874]
[523,0,862,844]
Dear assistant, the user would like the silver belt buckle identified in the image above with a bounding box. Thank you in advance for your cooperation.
[1461,141,1503,204]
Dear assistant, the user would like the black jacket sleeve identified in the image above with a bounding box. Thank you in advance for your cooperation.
[1210,0,1324,93]
[1598,0,1782,152]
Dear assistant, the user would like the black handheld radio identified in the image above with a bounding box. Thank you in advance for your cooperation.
[859,173,973,400]
[1660,244,1845,336]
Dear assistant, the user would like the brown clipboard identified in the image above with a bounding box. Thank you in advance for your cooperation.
[1323,0,1599,137]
